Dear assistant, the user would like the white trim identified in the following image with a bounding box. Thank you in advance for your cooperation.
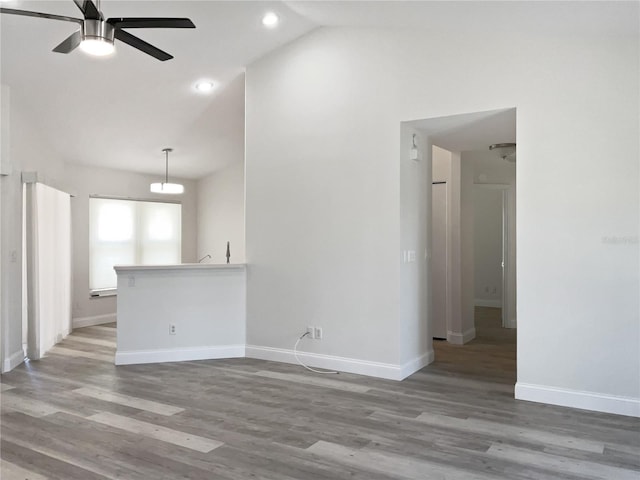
[400,350,435,379]
[115,344,245,366]
[90,288,117,298]
[515,382,640,418]
[246,345,433,381]
[474,299,501,308]
[447,327,476,345]
[73,313,116,329]
[504,317,517,329]
[114,263,246,273]
[2,349,24,372]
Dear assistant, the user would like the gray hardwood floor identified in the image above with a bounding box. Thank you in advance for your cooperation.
[1,309,639,480]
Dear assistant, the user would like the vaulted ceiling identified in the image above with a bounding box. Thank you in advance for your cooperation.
[1,1,635,179]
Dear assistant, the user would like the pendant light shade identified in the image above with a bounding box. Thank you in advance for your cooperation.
[150,148,184,194]
[150,182,184,194]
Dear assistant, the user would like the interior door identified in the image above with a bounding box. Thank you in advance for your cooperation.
[432,182,447,339]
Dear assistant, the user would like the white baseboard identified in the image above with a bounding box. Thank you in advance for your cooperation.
[73,313,116,329]
[505,317,517,329]
[474,299,502,308]
[400,350,434,379]
[515,382,640,418]
[447,328,476,345]
[2,349,25,373]
[115,344,245,366]
[246,345,433,380]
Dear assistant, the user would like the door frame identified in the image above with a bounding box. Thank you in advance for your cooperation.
[431,181,449,339]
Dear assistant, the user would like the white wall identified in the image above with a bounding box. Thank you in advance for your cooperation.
[432,146,451,183]
[0,85,27,372]
[473,187,503,306]
[197,160,245,264]
[460,155,475,339]
[399,126,431,368]
[245,22,639,414]
[115,265,246,365]
[245,30,402,375]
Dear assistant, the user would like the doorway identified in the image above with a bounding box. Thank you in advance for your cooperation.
[473,184,511,328]
[400,107,517,383]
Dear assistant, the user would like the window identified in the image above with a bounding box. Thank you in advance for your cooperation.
[89,197,182,292]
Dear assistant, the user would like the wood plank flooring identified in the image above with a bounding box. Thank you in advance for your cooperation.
[1,308,639,480]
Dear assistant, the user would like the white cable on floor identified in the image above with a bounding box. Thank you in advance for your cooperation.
[293,332,339,374]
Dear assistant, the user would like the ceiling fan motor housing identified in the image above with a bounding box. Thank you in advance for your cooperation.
[83,19,114,44]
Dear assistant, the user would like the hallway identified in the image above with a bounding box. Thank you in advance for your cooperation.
[431,306,516,383]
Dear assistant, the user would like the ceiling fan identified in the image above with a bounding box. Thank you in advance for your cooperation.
[0,0,195,61]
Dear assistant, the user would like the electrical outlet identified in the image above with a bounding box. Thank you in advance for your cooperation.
[307,326,315,339]
[169,324,176,335]
[314,327,323,340]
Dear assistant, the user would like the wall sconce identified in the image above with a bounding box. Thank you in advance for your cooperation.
[410,133,419,161]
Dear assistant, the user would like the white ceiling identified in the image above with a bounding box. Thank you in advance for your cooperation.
[1,1,636,179]
[1,1,317,178]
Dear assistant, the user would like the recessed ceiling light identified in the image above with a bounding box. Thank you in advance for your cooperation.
[262,12,279,28]
[195,81,215,93]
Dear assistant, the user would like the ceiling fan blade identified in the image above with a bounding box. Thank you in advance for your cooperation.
[73,0,101,20]
[114,29,173,61]
[107,17,195,29]
[53,30,82,53]
[0,7,82,24]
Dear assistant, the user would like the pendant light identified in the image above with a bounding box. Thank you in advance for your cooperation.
[150,148,184,194]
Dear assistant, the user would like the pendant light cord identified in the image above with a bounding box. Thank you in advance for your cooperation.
[165,149,169,184]
[162,147,173,184]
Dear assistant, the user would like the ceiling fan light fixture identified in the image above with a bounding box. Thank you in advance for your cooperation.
[79,19,115,56]
[79,38,114,56]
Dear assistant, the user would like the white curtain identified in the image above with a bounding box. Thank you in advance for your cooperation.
[25,182,71,360]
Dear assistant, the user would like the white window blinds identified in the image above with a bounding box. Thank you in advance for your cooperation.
[89,197,181,291]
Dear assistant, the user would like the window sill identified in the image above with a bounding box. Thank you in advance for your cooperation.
[90,289,117,298]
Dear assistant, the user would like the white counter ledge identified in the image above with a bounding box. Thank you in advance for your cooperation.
[114,263,246,272]
[114,263,246,366]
